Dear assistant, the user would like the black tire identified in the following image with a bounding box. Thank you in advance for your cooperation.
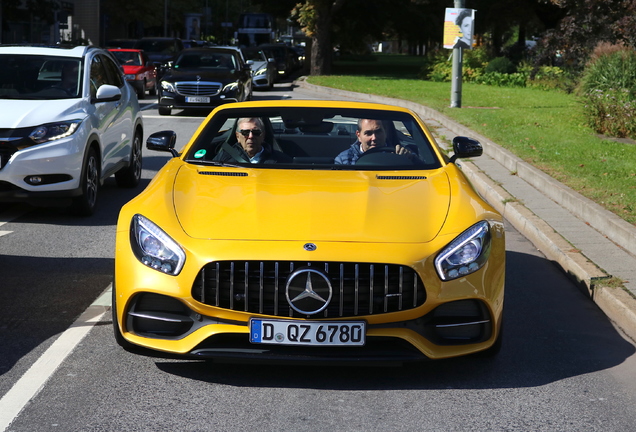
[70,147,99,216]
[137,80,146,99]
[115,131,142,188]
[149,82,157,96]
[158,106,171,116]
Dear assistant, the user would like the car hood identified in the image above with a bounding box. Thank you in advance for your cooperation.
[164,69,239,82]
[0,99,85,128]
[173,166,451,243]
[250,61,268,71]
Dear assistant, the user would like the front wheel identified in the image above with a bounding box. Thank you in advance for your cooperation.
[70,147,99,216]
[115,131,142,188]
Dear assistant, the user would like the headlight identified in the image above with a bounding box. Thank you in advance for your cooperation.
[161,81,176,92]
[254,68,266,76]
[130,214,186,276]
[28,120,82,145]
[222,81,239,92]
[435,221,491,281]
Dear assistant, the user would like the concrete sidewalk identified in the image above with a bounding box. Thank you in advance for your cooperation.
[295,78,636,342]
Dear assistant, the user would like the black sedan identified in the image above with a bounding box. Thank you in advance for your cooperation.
[157,47,253,116]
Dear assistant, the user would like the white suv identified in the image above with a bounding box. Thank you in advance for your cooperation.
[0,45,144,215]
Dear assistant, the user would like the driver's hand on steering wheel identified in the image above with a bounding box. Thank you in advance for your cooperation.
[395,144,411,155]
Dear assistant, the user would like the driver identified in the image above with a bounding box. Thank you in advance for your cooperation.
[334,119,414,165]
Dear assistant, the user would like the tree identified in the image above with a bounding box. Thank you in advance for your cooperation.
[293,0,346,75]
[534,0,636,70]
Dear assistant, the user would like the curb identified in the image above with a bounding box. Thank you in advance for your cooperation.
[294,78,636,342]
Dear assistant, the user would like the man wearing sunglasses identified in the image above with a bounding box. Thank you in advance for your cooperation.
[214,117,291,164]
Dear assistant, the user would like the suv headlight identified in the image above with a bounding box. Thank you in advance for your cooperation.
[130,214,186,276]
[435,221,491,281]
[27,120,82,145]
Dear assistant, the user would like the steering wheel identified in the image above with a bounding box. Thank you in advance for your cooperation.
[355,145,395,164]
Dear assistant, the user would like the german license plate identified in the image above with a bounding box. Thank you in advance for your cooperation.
[186,96,210,103]
[249,318,365,346]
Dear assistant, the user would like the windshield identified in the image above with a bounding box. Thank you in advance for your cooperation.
[184,106,442,170]
[111,51,143,66]
[175,52,236,69]
[0,55,82,100]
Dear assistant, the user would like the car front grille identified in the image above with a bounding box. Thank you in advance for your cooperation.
[192,260,426,319]
[175,81,221,96]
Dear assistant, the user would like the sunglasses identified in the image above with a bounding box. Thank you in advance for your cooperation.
[238,129,262,137]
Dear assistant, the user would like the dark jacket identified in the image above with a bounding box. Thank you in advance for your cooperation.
[213,142,292,164]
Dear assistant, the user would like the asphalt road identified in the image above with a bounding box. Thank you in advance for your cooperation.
[2,82,636,431]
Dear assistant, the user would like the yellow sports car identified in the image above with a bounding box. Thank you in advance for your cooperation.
[113,100,505,363]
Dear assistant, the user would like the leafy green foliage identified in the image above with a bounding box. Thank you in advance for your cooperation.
[579,47,636,138]
[485,57,517,74]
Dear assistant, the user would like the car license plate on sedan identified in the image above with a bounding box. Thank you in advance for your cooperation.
[186,96,210,103]
[249,319,365,346]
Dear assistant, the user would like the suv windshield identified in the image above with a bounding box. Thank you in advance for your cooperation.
[185,107,442,170]
[0,55,82,100]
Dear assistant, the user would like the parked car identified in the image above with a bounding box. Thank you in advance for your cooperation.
[108,48,157,99]
[157,46,252,116]
[259,43,300,79]
[113,100,505,362]
[241,47,276,90]
[0,45,144,215]
[133,37,184,78]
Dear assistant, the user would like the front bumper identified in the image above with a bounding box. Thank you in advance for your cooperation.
[114,232,506,362]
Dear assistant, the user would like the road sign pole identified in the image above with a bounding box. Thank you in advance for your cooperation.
[450,0,465,108]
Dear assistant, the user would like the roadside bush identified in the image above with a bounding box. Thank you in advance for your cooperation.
[485,57,516,74]
[579,46,636,138]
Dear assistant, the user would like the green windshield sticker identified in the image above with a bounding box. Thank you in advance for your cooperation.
[194,149,206,158]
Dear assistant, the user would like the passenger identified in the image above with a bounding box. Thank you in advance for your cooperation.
[334,118,414,165]
[214,117,292,164]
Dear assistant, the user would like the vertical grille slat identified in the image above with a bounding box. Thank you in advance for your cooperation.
[192,260,426,319]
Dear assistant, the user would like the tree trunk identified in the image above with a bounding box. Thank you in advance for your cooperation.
[310,3,332,75]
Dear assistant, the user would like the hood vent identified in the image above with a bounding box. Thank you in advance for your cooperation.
[199,171,248,177]
[376,175,427,180]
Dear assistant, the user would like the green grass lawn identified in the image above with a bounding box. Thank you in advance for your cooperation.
[308,55,636,224]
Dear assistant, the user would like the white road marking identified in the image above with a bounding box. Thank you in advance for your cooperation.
[0,206,30,237]
[0,285,112,432]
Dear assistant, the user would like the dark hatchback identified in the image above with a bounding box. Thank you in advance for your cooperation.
[157,47,253,116]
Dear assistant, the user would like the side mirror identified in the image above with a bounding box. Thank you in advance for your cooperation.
[93,84,121,103]
[450,136,482,163]
[147,131,179,157]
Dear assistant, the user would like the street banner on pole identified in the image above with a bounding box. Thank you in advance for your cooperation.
[444,8,475,50]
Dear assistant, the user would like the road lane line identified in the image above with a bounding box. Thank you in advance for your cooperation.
[0,284,112,432]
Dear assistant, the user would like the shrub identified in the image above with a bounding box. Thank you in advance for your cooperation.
[579,46,636,138]
[485,57,516,74]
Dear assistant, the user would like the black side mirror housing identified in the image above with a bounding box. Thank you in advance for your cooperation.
[147,131,178,157]
[450,136,482,163]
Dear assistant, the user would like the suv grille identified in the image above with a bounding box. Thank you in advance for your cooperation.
[192,261,426,318]
[175,81,221,96]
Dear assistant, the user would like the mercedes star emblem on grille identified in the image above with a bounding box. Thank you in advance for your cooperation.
[286,267,332,315]
[303,243,317,251]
